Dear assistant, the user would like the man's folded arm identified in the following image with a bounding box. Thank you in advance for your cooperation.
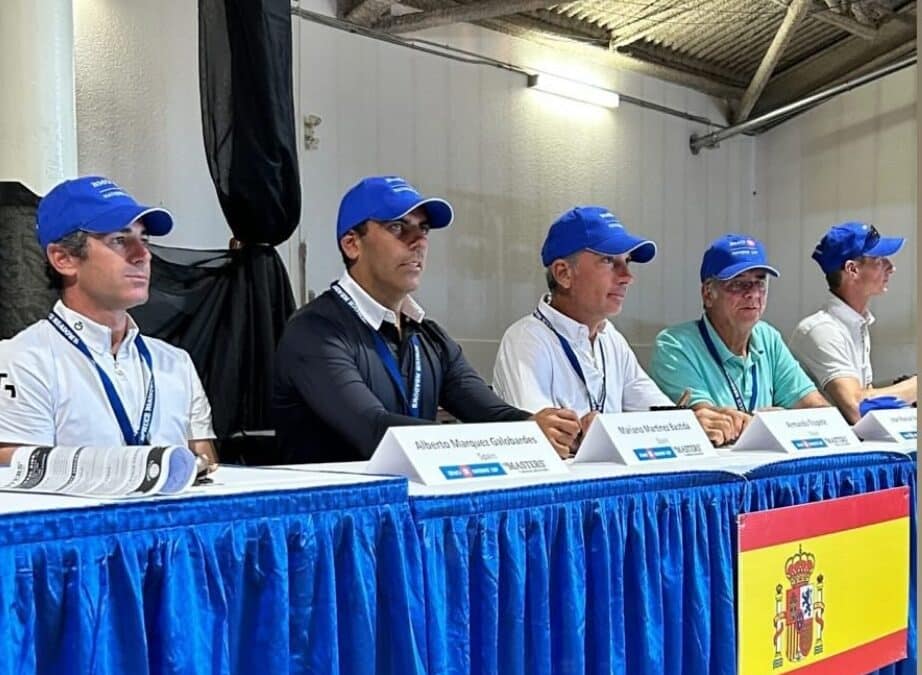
[824,374,917,424]
[285,328,432,459]
[438,329,532,422]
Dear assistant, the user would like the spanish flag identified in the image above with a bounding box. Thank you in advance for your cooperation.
[737,486,910,674]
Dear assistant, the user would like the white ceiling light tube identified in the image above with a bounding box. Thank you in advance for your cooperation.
[526,73,620,109]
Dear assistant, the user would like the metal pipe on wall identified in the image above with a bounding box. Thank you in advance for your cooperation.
[689,54,917,154]
[291,5,727,130]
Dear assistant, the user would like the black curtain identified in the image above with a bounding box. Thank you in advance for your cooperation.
[0,182,56,338]
[131,245,296,463]
[135,0,301,464]
[198,0,300,246]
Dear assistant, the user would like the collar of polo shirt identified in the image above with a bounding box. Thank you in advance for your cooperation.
[338,271,425,330]
[700,313,766,365]
[824,293,875,329]
[54,300,141,358]
[539,294,611,344]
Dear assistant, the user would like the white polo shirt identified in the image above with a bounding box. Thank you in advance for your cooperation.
[789,293,874,389]
[493,295,672,415]
[335,270,425,328]
[0,301,214,447]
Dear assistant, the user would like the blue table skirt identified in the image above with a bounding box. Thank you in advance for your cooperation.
[412,452,916,675]
[743,451,917,675]
[1,452,913,675]
[0,481,426,675]
[411,471,747,675]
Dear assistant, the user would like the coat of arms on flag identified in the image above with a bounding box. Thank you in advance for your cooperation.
[772,546,825,668]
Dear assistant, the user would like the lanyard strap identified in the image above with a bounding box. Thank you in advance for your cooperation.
[533,309,607,412]
[696,318,757,413]
[331,283,422,417]
[47,311,156,444]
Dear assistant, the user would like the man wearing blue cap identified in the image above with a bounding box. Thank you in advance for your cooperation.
[273,176,581,463]
[790,222,915,423]
[493,207,740,448]
[649,234,826,427]
[0,176,216,468]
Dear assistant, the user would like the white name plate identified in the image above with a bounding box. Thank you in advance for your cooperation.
[365,421,568,485]
[572,410,717,465]
[853,408,917,443]
[731,407,860,453]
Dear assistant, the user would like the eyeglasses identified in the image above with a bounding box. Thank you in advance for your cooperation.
[863,224,880,249]
[719,277,769,295]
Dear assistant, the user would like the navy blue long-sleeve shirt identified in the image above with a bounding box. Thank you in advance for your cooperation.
[272,290,531,463]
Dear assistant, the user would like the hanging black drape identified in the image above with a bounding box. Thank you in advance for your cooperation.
[0,182,56,338]
[134,0,301,463]
[131,245,296,459]
[198,0,301,246]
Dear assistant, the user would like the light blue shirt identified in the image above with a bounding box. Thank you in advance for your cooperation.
[649,315,817,410]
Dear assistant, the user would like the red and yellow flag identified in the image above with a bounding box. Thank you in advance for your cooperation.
[737,487,910,674]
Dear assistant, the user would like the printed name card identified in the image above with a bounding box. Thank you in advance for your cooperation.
[731,407,860,453]
[365,421,569,485]
[572,409,718,465]
[853,408,917,443]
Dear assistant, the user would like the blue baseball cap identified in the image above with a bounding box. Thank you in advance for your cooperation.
[700,234,780,282]
[336,176,453,240]
[540,206,656,267]
[36,176,173,250]
[811,221,904,274]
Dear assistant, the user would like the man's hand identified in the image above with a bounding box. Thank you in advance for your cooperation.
[531,407,581,458]
[190,439,219,473]
[691,405,751,447]
[715,406,751,441]
[579,411,599,438]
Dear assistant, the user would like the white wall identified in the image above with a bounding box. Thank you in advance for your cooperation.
[754,66,917,383]
[0,0,77,194]
[73,0,246,252]
[293,3,756,376]
[68,0,915,385]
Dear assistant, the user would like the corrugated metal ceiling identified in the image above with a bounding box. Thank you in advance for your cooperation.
[342,0,916,120]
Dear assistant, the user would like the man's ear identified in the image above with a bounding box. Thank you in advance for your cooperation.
[46,243,80,281]
[550,259,574,290]
[340,231,361,265]
[701,282,714,308]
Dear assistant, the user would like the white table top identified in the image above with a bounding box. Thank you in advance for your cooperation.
[0,441,911,514]
[282,440,915,497]
[0,465,397,515]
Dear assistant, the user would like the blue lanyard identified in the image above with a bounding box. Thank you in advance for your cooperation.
[533,309,607,412]
[331,283,422,417]
[47,311,156,444]
[696,318,757,413]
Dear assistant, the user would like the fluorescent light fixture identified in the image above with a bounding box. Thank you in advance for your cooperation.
[526,73,620,109]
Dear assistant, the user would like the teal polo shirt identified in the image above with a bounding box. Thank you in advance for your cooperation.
[649,315,816,410]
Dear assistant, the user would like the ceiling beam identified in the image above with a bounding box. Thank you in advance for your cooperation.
[343,0,391,26]
[767,0,877,39]
[376,0,562,33]
[752,5,916,115]
[734,0,811,122]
